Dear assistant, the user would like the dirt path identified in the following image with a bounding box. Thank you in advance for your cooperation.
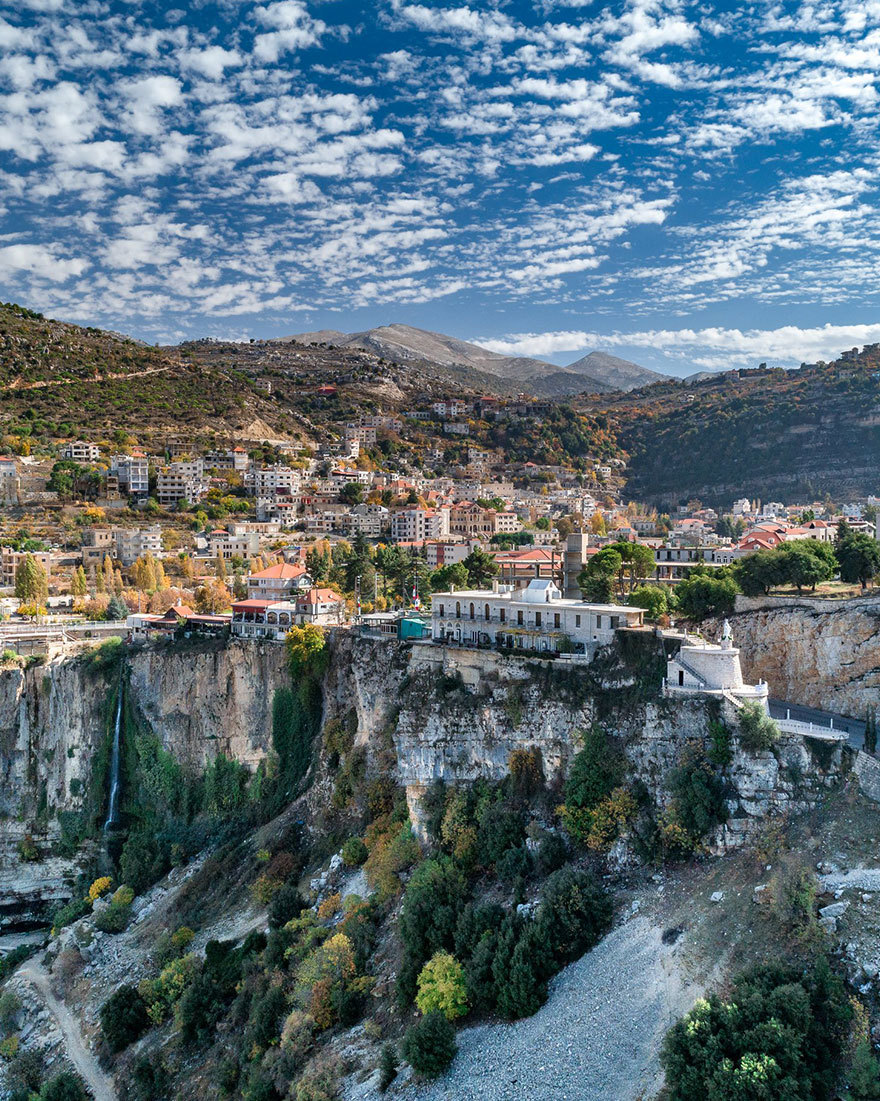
[406,915,700,1101]
[18,961,117,1101]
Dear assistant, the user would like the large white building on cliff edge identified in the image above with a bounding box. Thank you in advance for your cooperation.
[431,577,644,655]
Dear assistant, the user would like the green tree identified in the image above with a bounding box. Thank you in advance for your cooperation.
[578,547,621,603]
[564,728,625,811]
[778,544,832,592]
[739,703,780,752]
[838,532,880,590]
[674,573,738,620]
[39,1073,88,1101]
[462,547,499,588]
[106,594,128,620]
[661,959,852,1101]
[402,1012,457,1079]
[14,553,48,606]
[734,550,785,596]
[429,562,469,593]
[628,584,671,621]
[849,1039,880,1099]
[416,952,468,1021]
[100,985,149,1052]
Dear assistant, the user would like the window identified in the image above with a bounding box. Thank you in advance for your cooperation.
[517,610,523,625]
[439,604,445,617]
[554,613,560,628]
[535,611,542,626]
[575,614,581,627]
[470,602,475,620]
[596,615,602,629]
[500,608,506,623]
[610,616,619,629]
[456,601,461,618]
[485,603,490,620]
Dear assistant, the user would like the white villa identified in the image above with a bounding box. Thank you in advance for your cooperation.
[431,578,644,654]
[664,620,769,707]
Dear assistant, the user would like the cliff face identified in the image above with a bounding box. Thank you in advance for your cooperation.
[126,639,289,770]
[0,640,290,929]
[706,595,880,718]
[0,655,113,927]
[0,629,853,929]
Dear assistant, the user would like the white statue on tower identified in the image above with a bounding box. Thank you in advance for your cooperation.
[721,619,733,649]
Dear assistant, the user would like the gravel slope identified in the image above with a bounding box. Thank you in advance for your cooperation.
[402,914,699,1101]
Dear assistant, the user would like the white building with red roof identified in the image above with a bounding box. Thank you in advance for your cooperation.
[245,562,313,601]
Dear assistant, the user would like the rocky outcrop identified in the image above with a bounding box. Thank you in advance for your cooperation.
[706,594,880,718]
[127,638,288,770]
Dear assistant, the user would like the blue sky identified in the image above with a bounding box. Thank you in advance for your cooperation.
[3,0,880,376]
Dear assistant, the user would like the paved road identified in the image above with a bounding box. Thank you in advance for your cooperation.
[18,962,117,1101]
[770,698,866,749]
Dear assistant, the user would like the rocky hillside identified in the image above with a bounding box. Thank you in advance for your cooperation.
[587,348,880,504]
[0,303,287,442]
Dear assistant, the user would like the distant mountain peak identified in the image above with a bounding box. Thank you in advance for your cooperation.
[564,350,667,392]
[283,323,666,397]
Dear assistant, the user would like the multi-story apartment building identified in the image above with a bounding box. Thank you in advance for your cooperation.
[0,458,20,506]
[344,424,377,447]
[346,503,390,538]
[207,530,262,560]
[256,494,299,524]
[245,464,299,497]
[82,525,163,567]
[205,447,249,472]
[156,460,207,507]
[114,526,163,566]
[391,507,450,544]
[424,540,480,568]
[111,453,149,497]
[61,441,100,462]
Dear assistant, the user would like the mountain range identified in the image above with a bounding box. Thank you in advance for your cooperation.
[285,323,666,396]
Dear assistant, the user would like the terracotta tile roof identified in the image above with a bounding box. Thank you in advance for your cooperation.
[297,587,343,605]
[249,563,307,580]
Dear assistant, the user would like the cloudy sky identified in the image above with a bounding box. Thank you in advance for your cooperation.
[3,0,880,375]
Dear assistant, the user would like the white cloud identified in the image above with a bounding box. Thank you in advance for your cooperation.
[477,323,880,369]
[0,242,87,281]
[178,46,243,79]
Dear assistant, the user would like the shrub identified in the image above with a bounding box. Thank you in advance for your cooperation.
[50,897,90,934]
[739,703,780,752]
[564,728,625,811]
[341,837,368,867]
[533,831,567,876]
[88,876,112,903]
[661,959,852,1101]
[17,835,39,862]
[94,901,131,934]
[379,1043,399,1091]
[129,1055,171,1101]
[536,865,613,965]
[269,882,306,929]
[667,745,727,843]
[402,1011,457,1079]
[281,1010,316,1062]
[416,952,468,1021]
[0,990,21,1031]
[294,1058,340,1101]
[0,1034,19,1060]
[38,1072,88,1101]
[100,984,150,1052]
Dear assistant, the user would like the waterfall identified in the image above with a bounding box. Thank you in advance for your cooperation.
[103,678,123,831]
